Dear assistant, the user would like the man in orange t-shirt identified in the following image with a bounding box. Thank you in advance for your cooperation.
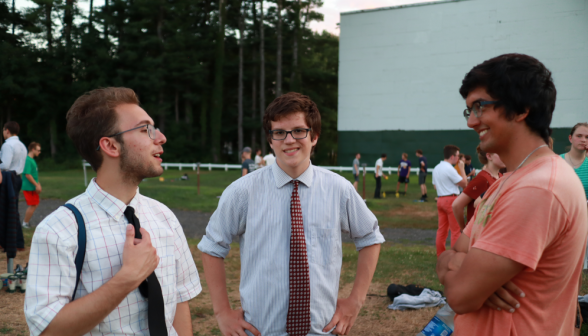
[437,54,588,336]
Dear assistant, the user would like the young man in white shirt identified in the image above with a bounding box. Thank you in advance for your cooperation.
[254,148,265,168]
[374,154,387,199]
[24,88,202,336]
[0,121,28,214]
[263,151,276,166]
[199,92,384,336]
[432,145,467,256]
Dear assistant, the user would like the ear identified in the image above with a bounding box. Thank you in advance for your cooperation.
[514,108,530,122]
[98,137,122,159]
[310,134,319,147]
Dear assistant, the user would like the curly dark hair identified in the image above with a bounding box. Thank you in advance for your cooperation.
[459,54,556,144]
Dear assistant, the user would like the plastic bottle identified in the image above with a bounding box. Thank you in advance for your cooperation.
[416,304,455,336]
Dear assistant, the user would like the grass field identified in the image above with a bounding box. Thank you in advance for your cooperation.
[2,167,587,335]
[38,168,440,229]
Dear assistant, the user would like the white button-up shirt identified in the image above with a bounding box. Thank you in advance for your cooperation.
[198,163,385,336]
[432,161,463,196]
[0,135,27,174]
[24,179,202,336]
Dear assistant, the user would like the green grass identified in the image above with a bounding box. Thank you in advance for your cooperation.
[38,168,440,228]
[38,169,241,213]
[340,242,441,291]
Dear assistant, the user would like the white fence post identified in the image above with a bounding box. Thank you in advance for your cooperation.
[83,160,88,187]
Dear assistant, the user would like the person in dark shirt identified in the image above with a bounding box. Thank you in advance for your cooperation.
[463,154,476,181]
[241,147,255,176]
[416,149,428,201]
[396,153,411,197]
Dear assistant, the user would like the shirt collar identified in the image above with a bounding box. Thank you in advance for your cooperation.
[5,136,19,142]
[271,161,314,189]
[86,178,142,222]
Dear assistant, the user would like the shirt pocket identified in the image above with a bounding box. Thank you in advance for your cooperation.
[310,227,337,266]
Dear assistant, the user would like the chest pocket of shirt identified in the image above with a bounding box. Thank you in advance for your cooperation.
[311,227,337,266]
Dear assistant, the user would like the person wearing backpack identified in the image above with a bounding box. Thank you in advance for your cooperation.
[24,88,202,336]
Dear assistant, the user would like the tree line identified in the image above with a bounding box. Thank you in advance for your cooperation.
[0,0,338,165]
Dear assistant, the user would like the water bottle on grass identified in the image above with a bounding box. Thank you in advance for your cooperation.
[417,304,455,336]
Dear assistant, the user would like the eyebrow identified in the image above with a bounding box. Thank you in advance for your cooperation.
[272,126,309,130]
[133,120,154,127]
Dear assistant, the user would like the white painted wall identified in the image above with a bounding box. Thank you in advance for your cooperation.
[338,0,588,131]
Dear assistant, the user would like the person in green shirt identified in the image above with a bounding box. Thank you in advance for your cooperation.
[22,142,42,228]
[561,122,588,200]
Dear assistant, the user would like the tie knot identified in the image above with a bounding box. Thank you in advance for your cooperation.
[124,206,135,219]
[292,180,299,189]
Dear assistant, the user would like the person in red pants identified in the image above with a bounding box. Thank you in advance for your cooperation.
[432,145,467,256]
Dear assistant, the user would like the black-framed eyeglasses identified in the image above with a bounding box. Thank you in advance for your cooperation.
[463,101,499,121]
[269,128,311,141]
[96,124,159,151]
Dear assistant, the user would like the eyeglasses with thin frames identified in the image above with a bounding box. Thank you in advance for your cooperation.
[96,124,159,151]
[463,101,499,121]
[269,128,311,141]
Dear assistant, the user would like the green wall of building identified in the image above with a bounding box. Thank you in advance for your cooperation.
[337,128,571,169]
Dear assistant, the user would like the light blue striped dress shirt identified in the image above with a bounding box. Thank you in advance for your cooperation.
[198,162,385,336]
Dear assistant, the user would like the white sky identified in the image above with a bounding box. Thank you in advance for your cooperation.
[14,0,435,36]
[310,0,439,35]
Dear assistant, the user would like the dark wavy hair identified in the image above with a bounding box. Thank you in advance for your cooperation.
[459,54,556,144]
[263,92,321,144]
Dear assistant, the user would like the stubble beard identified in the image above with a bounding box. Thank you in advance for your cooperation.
[119,144,162,185]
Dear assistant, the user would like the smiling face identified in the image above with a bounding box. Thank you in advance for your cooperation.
[569,126,588,152]
[269,112,318,178]
[466,87,516,154]
[114,104,167,183]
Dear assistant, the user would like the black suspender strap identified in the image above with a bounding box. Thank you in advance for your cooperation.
[62,204,86,301]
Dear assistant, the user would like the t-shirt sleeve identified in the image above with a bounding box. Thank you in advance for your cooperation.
[341,183,385,250]
[471,187,559,271]
[463,175,488,200]
[197,183,247,258]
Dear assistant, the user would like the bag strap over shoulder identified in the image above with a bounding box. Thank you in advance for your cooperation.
[62,203,86,301]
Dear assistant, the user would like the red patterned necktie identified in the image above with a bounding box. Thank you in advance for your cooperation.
[286,180,311,336]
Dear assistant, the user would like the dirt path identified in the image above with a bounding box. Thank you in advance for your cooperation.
[19,199,439,245]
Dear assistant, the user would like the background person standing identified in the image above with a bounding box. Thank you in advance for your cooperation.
[0,121,27,219]
[452,145,504,231]
[263,150,276,166]
[374,153,387,199]
[396,153,411,197]
[241,147,255,176]
[416,149,428,201]
[22,142,42,229]
[352,152,361,191]
[254,148,265,168]
[432,145,467,256]
[561,122,588,269]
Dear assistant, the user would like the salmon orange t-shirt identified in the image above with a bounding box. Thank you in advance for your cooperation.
[457,155,588,336]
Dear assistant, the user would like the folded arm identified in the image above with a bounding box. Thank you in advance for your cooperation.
[436,234,525,314]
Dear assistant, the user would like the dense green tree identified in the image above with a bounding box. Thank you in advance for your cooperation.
[0,0,338,165]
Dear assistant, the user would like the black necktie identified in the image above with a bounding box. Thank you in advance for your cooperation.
[124,206,168,336]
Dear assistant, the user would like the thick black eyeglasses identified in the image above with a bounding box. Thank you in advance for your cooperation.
[463,100,499,121]
[96,124,159,151]
[269,128,311,141]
